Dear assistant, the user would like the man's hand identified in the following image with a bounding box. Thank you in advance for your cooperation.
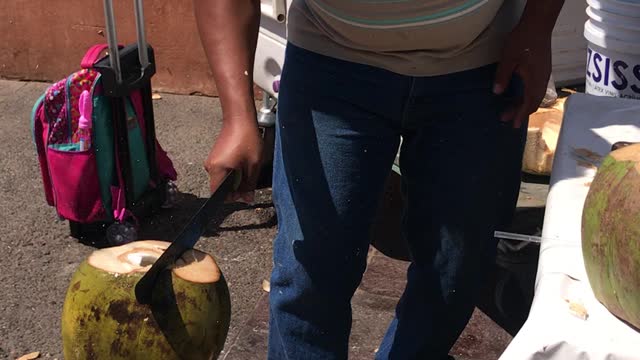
[193,0,261,201]
[205,116,263,203]
[493,0,565,128]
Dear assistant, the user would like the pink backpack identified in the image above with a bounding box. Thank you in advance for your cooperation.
[31,44,177,239]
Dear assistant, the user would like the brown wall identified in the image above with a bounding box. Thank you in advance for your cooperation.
[1,0,219,96]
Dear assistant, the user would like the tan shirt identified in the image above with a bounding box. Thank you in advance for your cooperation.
[286,0,526,76]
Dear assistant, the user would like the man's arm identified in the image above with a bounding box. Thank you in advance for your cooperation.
[193,0,263,199]
[194,0,260,120]
[519,0,565,36]
[494,0,566,128]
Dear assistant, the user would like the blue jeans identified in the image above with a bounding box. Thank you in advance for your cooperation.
[269,43,526,360]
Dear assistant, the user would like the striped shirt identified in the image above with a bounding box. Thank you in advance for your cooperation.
[287,0,526,76]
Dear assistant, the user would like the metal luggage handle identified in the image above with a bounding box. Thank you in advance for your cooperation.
[103,0,150,84]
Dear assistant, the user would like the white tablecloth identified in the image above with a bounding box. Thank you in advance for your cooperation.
[500,93,640,360]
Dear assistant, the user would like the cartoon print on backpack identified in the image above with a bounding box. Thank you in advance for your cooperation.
[45,80,67,145]
[69,69,99,144]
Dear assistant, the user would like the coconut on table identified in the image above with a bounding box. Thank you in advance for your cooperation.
[61,240,231,360]
[582,143,640,330]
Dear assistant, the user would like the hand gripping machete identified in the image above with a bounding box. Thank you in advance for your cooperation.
[135,171,239,305]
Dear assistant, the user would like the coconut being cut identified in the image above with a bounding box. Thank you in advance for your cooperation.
[61,240,231,360]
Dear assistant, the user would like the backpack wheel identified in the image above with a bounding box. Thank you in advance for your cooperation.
[162,180,178,209]
[106,221,138,247]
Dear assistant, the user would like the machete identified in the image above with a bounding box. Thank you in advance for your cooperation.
[135,170,238,304]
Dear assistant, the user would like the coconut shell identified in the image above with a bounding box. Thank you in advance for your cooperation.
[522,106,563,175]
[61,241,231,359]
[582,144,640,329]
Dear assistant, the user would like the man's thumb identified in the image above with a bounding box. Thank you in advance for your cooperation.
[493,60,515,95]
[208,164,232,194]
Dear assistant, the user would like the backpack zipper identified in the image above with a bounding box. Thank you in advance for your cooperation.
[65,75,74,143]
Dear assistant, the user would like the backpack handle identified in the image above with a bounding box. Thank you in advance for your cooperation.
[103,0,149,84]
[81,44,124,69]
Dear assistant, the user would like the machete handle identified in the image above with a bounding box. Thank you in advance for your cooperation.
[230,169,242,192]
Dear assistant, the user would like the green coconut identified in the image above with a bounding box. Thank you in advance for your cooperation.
[61,240,231,359]
[582,144,640,329]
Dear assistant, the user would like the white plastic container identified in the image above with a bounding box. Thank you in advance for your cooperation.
[584,0,640,99]
[586,0,640,16]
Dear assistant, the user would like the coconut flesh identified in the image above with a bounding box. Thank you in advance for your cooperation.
[582,144,640,329]
[61,240,231,360]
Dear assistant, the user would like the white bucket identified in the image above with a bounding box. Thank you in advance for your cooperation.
[584,0,640,99]
[586,0,640,17]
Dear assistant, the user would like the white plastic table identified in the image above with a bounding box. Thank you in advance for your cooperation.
[500,93,640,360]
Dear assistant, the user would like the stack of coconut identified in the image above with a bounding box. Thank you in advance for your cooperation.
[522,79,574,176]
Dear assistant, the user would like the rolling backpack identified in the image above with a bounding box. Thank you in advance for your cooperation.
[31,41,177,244]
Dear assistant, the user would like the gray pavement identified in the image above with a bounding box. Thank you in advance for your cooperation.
[0,79,549,360]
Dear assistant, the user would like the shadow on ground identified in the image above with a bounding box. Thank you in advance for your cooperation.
[136,193,277,242]
[68,191,277,249]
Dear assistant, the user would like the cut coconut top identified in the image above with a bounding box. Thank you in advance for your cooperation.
[87,240,221,283]
[611,143,640,165]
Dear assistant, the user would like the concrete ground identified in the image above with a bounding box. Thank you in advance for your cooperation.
[0,79,548,360]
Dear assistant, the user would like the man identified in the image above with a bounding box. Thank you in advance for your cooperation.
[193,0,565,358]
